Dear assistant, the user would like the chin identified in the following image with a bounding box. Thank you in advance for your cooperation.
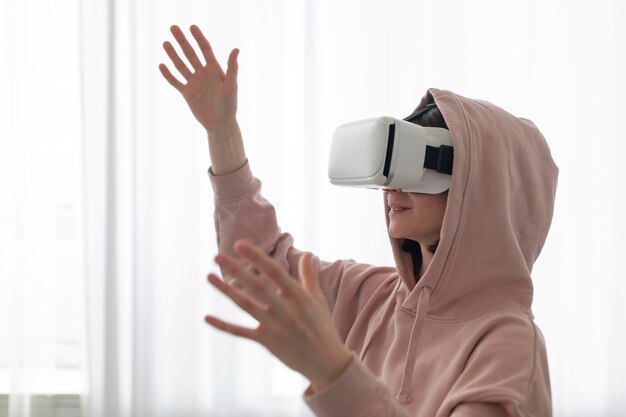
[388,227,405,240]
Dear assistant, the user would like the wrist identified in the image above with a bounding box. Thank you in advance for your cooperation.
[206,120,247,176]
[206,117,239,137]
[309,350,352,392]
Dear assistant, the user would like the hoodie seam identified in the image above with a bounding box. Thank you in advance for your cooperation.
[214,178,259,204]
[426,309,532,324]
[318,261,348,292]
[397,305,529,323]
[243,199,271,250]
[524,317,539,403]
[452,392,525,414]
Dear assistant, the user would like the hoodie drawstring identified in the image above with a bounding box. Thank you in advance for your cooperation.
[396,285,431,404]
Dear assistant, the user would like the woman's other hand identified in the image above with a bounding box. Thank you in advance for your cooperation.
[159,25,239,133]
[205,240,353,392]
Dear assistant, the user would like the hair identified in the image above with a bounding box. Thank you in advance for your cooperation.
[401,102,449,279]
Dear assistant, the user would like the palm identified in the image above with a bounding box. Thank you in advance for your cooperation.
[159,25,239,131]
[183,66,237,131]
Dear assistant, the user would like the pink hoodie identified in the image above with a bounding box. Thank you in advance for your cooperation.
[208,88,559,417]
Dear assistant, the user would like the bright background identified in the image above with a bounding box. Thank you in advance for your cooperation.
[1,0,625,416]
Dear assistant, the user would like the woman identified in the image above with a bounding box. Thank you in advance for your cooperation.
[160,24,558,417]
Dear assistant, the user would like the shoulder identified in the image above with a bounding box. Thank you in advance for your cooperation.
[448,311,549,406]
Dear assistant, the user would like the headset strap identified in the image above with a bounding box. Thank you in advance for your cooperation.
[424,144,454,174]
[403,102,437,122]
[404,103,454,175]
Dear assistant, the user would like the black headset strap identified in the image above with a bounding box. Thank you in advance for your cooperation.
[403,102,454,175]
[424,144,454,175]
[403,102,437,122]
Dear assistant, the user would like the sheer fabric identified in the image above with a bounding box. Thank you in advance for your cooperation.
[0,1,624,416]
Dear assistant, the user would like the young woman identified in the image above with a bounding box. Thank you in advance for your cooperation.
[160,24,558,417]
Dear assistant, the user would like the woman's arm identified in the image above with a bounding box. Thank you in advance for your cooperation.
[159,24,395,332]
[159,24,245,176]
[209,160,397,326]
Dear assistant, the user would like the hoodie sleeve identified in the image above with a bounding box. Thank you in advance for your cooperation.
[304,317,550,417]
[303,353,540,417]
[303,359,530,417]
[304,352,414,417]
[303,358,533,417]
[208,160,397,334]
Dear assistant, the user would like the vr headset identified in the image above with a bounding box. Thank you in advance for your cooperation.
[328,103,454,194]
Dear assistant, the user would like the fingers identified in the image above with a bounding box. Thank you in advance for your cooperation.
[299,252,323,301]
[170,25,204,70]
[205,314,258,341]
[207,273,270,323]
[162,40,192,80]
[214,252,279,304]
[233,240,298,295]
[226,48,239,81]
[158,63,184,92]
[190,24,218,65]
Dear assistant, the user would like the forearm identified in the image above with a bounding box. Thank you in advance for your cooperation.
[207,119,247,176]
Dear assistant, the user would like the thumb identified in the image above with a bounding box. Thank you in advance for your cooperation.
[299,252,323,300]
[226,48,239,80]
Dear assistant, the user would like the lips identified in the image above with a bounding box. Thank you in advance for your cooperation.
[388,202,410,210]
[388,202,411,215]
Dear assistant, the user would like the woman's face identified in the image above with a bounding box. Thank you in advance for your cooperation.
[385,189,448,245]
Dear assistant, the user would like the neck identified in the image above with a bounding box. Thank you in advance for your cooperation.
[418,244,435,279]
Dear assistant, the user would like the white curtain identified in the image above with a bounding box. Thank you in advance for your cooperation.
[1,1,625,417]
[0,0,89,416]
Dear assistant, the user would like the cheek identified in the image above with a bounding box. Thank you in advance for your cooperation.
[388,210,420,236]
[389,207,442,238]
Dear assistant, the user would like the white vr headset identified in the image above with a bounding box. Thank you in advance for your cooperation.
[328,103,454,194]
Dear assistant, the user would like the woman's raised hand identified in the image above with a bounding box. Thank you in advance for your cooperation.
[206,240,353,392]
[159,25,240,132]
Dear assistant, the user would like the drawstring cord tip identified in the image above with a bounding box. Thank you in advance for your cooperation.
[396,390,412,404]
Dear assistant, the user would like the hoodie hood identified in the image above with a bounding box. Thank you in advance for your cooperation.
[385,88,559,318]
